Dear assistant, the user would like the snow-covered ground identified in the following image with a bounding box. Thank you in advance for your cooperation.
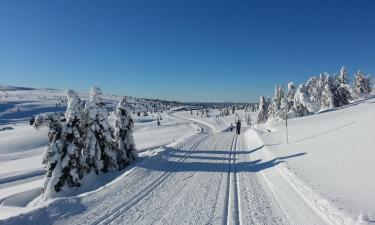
[1,87,374,225]
[0,87,199,220]
[254,98,375,223]
[175,109,256,133]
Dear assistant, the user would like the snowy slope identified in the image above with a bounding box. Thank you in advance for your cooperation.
[254,98,375,222]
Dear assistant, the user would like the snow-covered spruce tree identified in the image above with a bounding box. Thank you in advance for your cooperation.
[331,69,353,107]
[268,85,285,119]
[53,90,85,192]
[293,83,310,117]
[315,73,334,110]
[338,66,349,85]
[287,82,296,111]
[354,70,371,98]
[114,98,138,170]
[32,112,63,192]
[256,96,269,124]
[305,76,322,113]
[320,76,335,110]
[83,87,117,174]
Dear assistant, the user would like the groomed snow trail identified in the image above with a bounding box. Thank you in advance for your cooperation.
[50,121,330,225]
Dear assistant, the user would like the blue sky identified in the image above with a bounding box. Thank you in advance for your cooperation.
[1,0,375,102]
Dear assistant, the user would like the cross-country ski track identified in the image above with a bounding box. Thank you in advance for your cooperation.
[19,115,340,225]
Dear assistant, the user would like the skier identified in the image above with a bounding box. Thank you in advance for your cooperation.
[230,123,234,132]
[236,119,241,135]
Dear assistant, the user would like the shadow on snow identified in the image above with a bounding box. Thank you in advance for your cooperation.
[137,145,306,173]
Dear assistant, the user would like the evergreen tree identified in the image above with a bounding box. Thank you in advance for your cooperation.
[287,82,296,111]
[320,80,335,110]
[338,66,349,85]
[268,85,285,119]
[293,84,310,117]
[354,70,371,97]
[114,98,138,170]
[54,90,85,192]
[83,87,117,174]
[256,96,269,124]
[32,113,63,192]
[328,69,352,107]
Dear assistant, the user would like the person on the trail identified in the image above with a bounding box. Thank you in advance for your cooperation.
[230,123,234,132]
[236,119,241,135]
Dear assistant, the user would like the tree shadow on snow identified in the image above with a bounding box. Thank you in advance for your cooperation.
[137,145,306,174]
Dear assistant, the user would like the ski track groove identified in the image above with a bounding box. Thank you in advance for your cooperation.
[90,134,211,225]
[223,134,241,225]
[59,124,331,225]
[238,134,291,225]
[108,132,227,225]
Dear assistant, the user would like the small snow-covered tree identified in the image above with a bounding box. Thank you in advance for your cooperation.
[354,70,371,98]
[287,82,296,111]
[256,96,269,124]
[114,98,138,170]
[338,66,349,85]
[320,81,335,110]
[83,87,117,174]
[293,84,310,117]
[268,85,286,119]
[32,112,65,195]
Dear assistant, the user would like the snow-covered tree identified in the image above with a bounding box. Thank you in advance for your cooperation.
[53,90,85,192]
[32,113,63,182]
[354,70,371,98]
[268,85,286,119]
[293,84,310,117]
[83,87,117,174]
[320,78,335,110]
[287,82,296,111]
[256,96,269,124]
[114,98,138,170]
[338,66,349,85]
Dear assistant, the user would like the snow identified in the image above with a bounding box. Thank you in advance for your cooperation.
[0,87,199,220]
[1,86,374,224]
[254,97,375,222]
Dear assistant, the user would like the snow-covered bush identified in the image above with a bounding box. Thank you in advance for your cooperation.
[114,98,138,170]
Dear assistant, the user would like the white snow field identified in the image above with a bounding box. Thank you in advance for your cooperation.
[0,87,374,225]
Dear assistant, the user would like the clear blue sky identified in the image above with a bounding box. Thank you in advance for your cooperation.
[1,0,374,102]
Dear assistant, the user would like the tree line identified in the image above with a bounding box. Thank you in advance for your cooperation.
[256,67,373,124]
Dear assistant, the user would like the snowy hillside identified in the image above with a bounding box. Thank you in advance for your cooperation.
[255,97,375,222]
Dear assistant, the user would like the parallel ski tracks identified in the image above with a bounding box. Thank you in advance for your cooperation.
[223,134,241,225]
[90,134,210,225]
